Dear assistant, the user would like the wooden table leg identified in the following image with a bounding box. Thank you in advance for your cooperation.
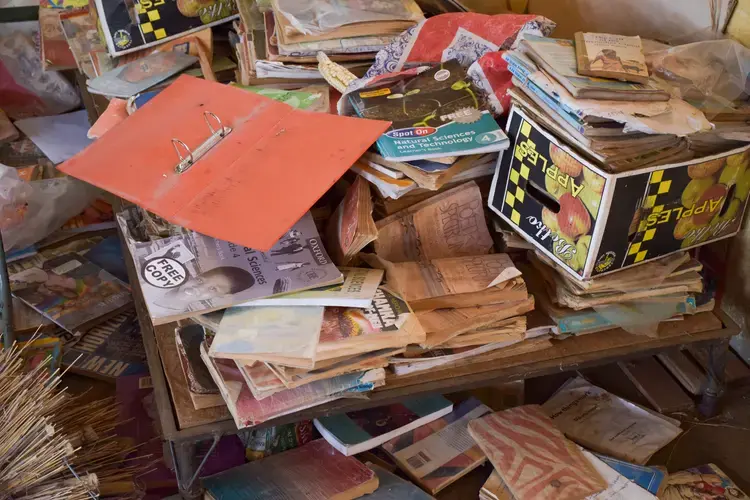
[698,337,730,417]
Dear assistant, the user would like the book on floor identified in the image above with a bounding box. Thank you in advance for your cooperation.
[541,376,682,464]
[10,252,132,337]
[202,439,379,500]
[468,404,607,500]
[595,453,666,496]
[661,463,748,499]
[366,463,436,499]
[313,394,453,455]
[117,209,343,325]
[382,397,491,494]
[574,32,649,84]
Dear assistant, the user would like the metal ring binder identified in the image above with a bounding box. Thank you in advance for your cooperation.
[172,111,232,174]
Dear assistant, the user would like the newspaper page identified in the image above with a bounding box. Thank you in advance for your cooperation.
[374,181,493,262]
[362,253,522,303]
[118,209,342,324]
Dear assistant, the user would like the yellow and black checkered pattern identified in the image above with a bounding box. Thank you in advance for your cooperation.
[502,120,533,226]
[136,1,168,42]
[623,169,674,265]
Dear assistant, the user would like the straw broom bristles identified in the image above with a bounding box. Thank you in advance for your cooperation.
[1,332,155,499]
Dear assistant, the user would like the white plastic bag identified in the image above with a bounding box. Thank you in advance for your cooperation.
[0,164,96,251]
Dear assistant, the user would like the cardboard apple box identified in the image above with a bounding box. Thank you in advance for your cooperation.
[489,105,750,280]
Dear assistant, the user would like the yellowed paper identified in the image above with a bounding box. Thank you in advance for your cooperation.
[374,181,494,262]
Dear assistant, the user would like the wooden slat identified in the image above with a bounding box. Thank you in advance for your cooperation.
[656,350,706,395]
[167,310,736,442]
[385,311,723,391]
[619,357,694,413]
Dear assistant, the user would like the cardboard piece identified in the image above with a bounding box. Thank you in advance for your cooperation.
[489,105,750,280]
[60,75,389,251]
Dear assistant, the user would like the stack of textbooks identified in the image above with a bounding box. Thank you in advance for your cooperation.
[347,60,509,201]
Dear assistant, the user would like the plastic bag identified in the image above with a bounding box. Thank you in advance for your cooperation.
[592,297,688,337]
[275,0,424,36]
[0,32,80,119]
[646,39,750,118]
[0,164,96,251]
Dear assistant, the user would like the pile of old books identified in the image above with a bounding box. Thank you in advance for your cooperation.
[503,33,713,172]
[356,180,553,376]
[155,175,553,429]
[232,0,424,85]
[525,251,708,336]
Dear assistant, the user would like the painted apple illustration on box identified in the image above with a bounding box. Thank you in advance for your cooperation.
[544,144,604,273]
[676,151,749,248]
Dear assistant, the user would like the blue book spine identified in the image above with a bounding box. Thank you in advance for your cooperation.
[595,453,666,495]
[505,59,587,120]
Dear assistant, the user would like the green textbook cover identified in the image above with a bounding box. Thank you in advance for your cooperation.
[349,60,508,161]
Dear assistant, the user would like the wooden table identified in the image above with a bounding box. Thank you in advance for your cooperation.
[135,286,737,498]
[117,210,739,498]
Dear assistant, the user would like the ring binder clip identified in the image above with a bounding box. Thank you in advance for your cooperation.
[173,111,232,173]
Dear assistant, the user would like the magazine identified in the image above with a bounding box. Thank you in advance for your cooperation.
[62,310,148,381]
[10,253,132,336]
[94,0,238,57]
[348,60,509,161]
[87,51,198,98]
[662,463,748,499]
[118,209,343,324]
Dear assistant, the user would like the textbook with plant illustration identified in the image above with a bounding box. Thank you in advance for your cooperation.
[348,60,509,161]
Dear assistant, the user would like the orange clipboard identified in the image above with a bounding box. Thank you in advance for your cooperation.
[59,75,390,251]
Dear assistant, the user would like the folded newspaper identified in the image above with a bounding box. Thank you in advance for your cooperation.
[117,209,343,324]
